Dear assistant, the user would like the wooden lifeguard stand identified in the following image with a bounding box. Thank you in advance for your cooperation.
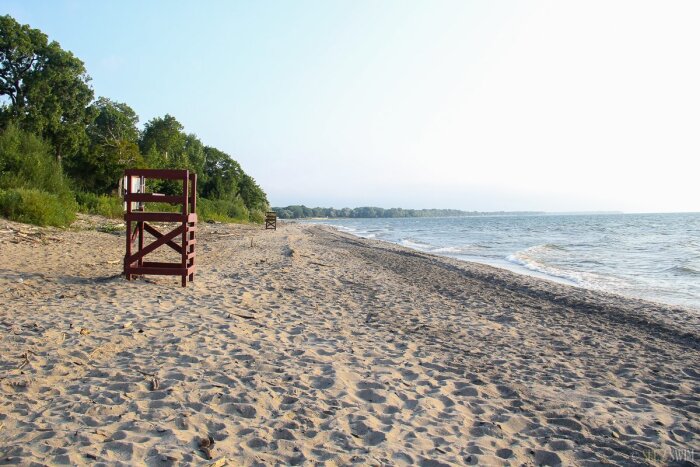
[123,169,197,287]
[265,211,277,230]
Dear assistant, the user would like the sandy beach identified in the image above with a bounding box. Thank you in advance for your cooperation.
[1,217,698,466]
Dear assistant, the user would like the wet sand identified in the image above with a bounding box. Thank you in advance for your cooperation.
[1,217,698,465]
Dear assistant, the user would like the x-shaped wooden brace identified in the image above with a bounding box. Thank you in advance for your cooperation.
[126,223,184,265]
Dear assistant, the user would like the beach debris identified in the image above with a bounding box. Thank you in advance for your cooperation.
[18,351,35,370]
[150,377,160,391]
[79,328,91,335]
[199,435,216,459]
[88,346,104,360]
[123,321,133,329]
[232,313,256,320]
[209,457,228,467]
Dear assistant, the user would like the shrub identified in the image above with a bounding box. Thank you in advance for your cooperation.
[249,209,265,224]
[0,125,73,197]
[197,197,249,223]
[0,188,77,227]
[0,126,77,226]
[95,195,123,218]
[75,191,99,213]
[76,193,123,218]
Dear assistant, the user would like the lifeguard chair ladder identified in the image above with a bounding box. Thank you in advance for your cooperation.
[123,169,197,287]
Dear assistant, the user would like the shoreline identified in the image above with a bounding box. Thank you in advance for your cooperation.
[2,218,698,465]
[315,224,700,339]
[305,219,700,312]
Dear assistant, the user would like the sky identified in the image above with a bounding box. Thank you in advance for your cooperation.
[4,0,699,212]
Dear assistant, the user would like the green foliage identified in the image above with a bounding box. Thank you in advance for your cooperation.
[67,97,144,193]
[139,115,208,196]
[248,209,265,224]
[0,187,76,226]
[202,146,242,200]
[89,97,139,143]
[0,15,94,162]
[197,197,249,223]
[238,173,269,213]
[75,192,123,218]
[0,15,269,226]
[144,202,180,213]
[0,126,77,226]
[0,124,72,195]
[140,114,186,167]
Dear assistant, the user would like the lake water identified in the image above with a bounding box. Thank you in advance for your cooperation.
[306,213,700,310]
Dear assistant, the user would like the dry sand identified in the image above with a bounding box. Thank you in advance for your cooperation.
[1,216,698,466]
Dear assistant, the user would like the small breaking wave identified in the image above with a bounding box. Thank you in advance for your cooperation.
[431,244,491,255]
[664,265,700,276]
[399,238,433,250]
[506,245,629,291]
[506,252,583,285]
[431,246,464,254]
[506,243,601,288]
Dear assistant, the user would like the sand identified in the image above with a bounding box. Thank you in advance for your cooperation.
[1,216,698,466]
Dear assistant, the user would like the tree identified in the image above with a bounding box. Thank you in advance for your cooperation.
[238,173,269,213]
[140,114,185,167]
[66,97,143,193]
[0,15,94,162]
[202,146,242,200]
[183,133,205,178]
[88,97,139,145]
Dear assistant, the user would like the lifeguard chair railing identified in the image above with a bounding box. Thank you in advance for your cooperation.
[123,169,197,287]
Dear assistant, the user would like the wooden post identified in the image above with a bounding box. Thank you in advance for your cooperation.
[189,173,197,282]
[181,171,189,287]
[125,175,132,281]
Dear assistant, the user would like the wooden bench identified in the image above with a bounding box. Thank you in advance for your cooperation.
[265,211,277,230]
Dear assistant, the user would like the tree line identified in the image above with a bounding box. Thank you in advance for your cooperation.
[0,15,268,226]
[273,206,543,219]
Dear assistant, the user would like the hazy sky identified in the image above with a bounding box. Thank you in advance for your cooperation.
[4,1,699,212]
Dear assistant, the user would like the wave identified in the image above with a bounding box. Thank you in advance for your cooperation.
[431,246,464,254]
[663,265,700,276]
[399,238,433,250]
[335,225,357,233]
[521,243,568,254]
[506,252,583,285]
[506,243,603,287]
[431,244,491,255]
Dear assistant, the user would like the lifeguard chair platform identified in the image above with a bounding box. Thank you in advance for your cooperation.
[123,169,197,287]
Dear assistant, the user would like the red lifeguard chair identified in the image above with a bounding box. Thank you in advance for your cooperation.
[123,169,197,287]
